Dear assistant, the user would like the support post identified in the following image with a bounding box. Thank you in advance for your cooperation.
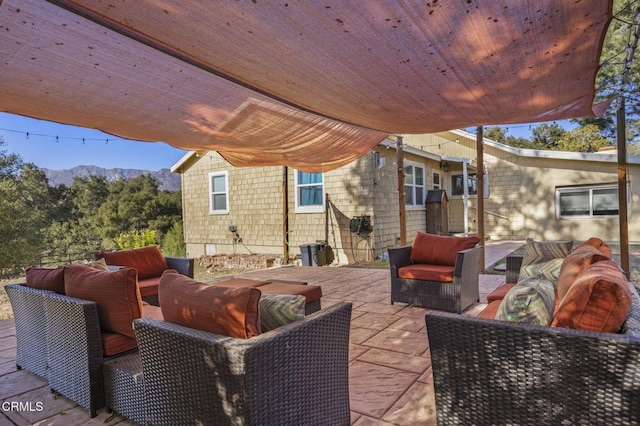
[617,98,630,277]
[476,126,486,270]
[396,136,406,245]
[282,166,289,264]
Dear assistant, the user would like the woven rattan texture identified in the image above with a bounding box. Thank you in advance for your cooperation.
[6,284,52,378]
[426,257,640,425]
[134,301,352,425]
[43,293,105,417]
[389,245,483,313]
[104,352,145,425]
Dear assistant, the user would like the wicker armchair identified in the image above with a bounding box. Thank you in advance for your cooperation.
[42,292,106,417]
[126,301,353,425]
[426,257,640,425]
[389,245,484,313]
[5,284,54,378]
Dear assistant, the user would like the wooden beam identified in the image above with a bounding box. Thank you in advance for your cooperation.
[396,136,406,245]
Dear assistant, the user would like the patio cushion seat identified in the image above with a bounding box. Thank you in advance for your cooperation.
[398,264,455,282]
[256,282,323,304]
[101,332,137,357]
[136,276,161,298]
[96,245,194,305]
[486,283,515,303]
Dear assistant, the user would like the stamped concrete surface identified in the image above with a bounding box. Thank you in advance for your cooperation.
[0,241,522,425]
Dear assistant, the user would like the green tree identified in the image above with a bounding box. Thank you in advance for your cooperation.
[160,221,186,257]
[0,140,48,274]
[573,0,640,139]
[555,124,611,152]
[531,123,566,150]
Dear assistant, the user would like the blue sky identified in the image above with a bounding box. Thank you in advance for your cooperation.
[0,112,188,171]
[1,111,576,171]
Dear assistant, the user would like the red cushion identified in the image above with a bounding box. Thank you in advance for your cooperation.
[410,232,480,266]
[557,245,609,300]
[552,260,631,333]
[101,332,137,357]
[478,300,502,319]
[576,237,613,259]
[141,303,164,321]
[64,264,143,339]
[398,264,455,282]
[255,282,323,303]
[211,278,272,288]
[159,270,262,339]
[98,245,169,280]
[138,276,162,297]
[25,266,65,294]
[486,283,516,303]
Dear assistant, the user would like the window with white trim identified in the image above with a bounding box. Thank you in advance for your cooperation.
[404,162,425,207]
[295,171,324,213]
[432,171,441,190]
[556,183,629,218]
[208,171,229,214]
[451,173,478,196]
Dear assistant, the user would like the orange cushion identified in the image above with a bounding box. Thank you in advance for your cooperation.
[557,245,609,300]
[410,231,480,266]
[25,266,65,294]
[255,282,323,303]
[551,260,632,333]
[101,331,137,357]
[138,276,162,297]
[159,270,261,339]
[478,300,502,319]
[576,237,613,259]
[486,283,516,303]
[64,264,143,339]
[98,245,169,280]
[211,278,272,288]
[141,303,164,321]
[398,264,455,282]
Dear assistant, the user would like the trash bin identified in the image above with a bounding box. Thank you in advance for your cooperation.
[299,243,326,266]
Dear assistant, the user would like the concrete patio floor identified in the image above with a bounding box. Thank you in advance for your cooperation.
[0,240,523,425]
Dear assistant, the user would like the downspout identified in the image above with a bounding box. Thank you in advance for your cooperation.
[462,160,469,234]
[396,135,406,245]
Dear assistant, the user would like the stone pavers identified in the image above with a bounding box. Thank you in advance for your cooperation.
[0,240,521,425]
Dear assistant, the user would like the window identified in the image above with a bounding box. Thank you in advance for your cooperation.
[404,163,425,207]
[295,171,324,213]
[208,171,229,214]
[432,171,441,190]
[556,184,628,218]
[451,173,477,196]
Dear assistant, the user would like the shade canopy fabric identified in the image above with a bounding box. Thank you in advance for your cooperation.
[0,0,612,171]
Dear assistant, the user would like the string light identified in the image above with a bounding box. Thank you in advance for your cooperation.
[0,126,132,144]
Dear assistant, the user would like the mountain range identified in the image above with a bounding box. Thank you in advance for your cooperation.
[42,165,181,191]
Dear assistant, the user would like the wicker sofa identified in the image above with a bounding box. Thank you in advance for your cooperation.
[426,250,640,425]
[389,232,484,313]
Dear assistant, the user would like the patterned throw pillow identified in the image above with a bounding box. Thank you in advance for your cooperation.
[518,238,573,285]
[86,257,109,271]
[496,276,555,325]
[259,294,306,332]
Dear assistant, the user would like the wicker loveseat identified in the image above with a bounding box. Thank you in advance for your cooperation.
[389,232,484,313]
[96,245,194,305]
[426,245,640,425]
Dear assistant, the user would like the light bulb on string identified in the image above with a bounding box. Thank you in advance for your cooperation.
[26,132,29,140]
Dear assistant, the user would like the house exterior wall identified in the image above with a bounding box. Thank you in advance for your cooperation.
[178,142,444,264]
[437,133,639,242]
